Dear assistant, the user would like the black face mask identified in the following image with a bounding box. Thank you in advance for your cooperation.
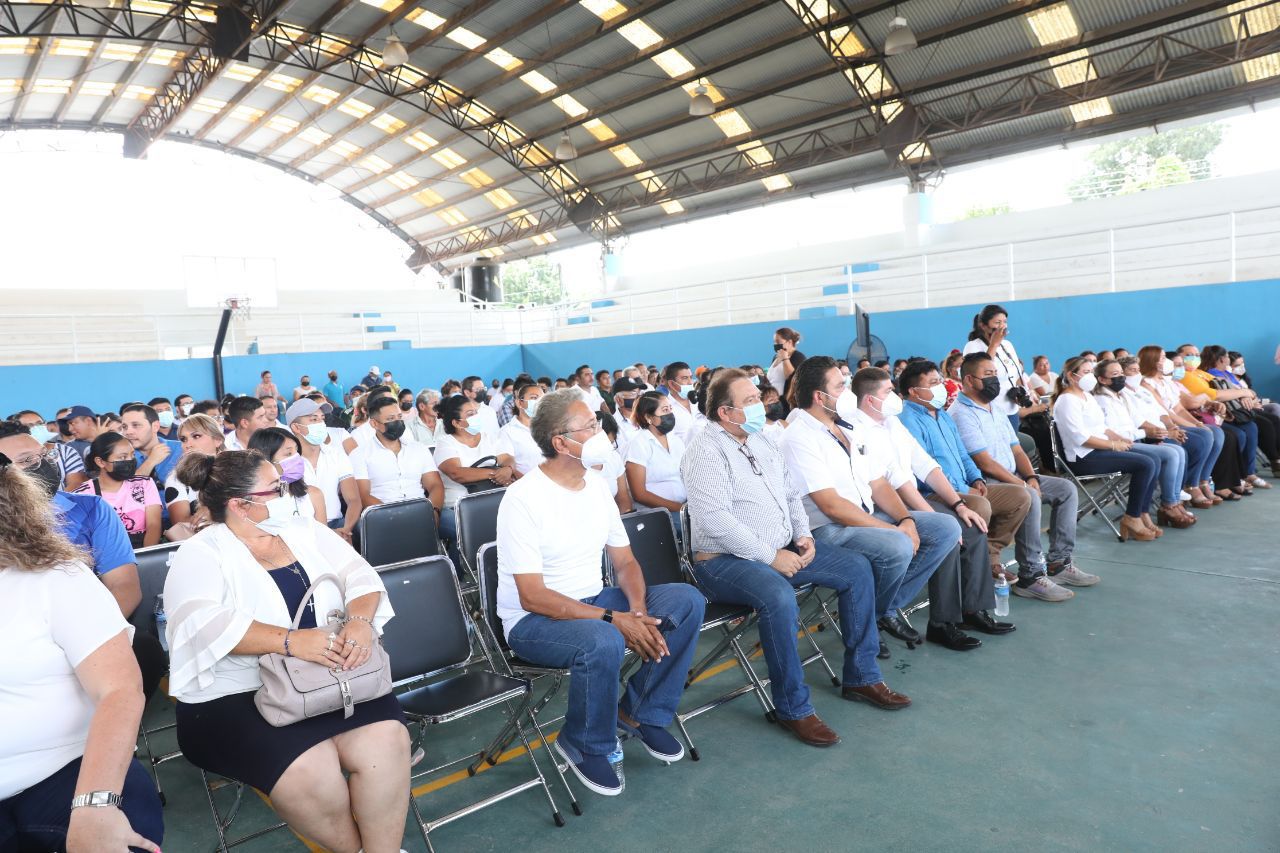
[399,401,413,411]
[31,458,62,497]
[619,396,635,410]
[653,413,676,435]
[475,389,489,404]
[110,460,138,480]
[301,380,310,387]
[976,376,1002,403]
[1108,376,1127,394]
[765,403,786,422]
[773,343,783,352]
[380,420,407,441]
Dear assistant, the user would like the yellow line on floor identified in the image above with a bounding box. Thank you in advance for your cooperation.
[250,789,324,852]
[411,731,560,798]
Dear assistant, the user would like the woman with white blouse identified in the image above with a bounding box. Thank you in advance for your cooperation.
[962,304,1046,431]
[1093,360,1194,529]
[1051,356,1161,542]
[433,395,516,563]
[165,451,409,853]
[0,453,163,853]
[625,392,687,532]
[1130,349,1220,509]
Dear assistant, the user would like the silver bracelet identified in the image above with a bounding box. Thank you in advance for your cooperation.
[346,615,374,626]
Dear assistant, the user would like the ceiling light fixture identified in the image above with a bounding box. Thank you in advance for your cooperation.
[688,83,714,117]
[884,15,918,55]
[381,33,408,68]
[554,131,577,161]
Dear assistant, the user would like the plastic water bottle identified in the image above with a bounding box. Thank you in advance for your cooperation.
[154,595,169,654]
[993,576,1010,618]
[606,739,625,792]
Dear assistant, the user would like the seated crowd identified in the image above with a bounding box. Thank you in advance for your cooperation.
[1,310,1274,850]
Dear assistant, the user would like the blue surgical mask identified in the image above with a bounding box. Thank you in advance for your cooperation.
[750,375,760,387]
[302,422,328,446]
[29,424,54,445]
[157,411,175,429]
[464,422,483,436]
[524,398,540,418]
[923,385,947,410]
[738,402,766,434]
[1172,367,1187,381]
[679,384,697,398]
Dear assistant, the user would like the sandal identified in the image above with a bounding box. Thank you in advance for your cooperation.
[1248,475,1272,489]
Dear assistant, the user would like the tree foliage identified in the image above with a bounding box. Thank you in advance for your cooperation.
[499,256,564,306]
[1068,125,1224,201]
[961,201,1012,220]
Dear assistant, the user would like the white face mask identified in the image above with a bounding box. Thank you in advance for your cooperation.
[871,391,904,418]
[820,389,859,422]
[1232,365,1246,376]
[919,384,948,410]
[524,398,540,419]
[301,422,328,446]
[246,495,300,535]
[1124,374,1143,389]
[1078,373,1098,393]
[1161,358,1174,377]
[567,431,614,470]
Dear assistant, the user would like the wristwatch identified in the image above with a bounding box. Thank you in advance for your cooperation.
[71,791,123,809]
[600,608,614,623]
[892,517,914,527]
[949,498,964,511]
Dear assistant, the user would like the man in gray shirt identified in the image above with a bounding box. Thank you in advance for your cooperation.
[681,369,909,749]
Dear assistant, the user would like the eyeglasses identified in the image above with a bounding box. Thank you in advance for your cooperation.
[737,444,762,476]
[10,448,57,470]
[238,483,288,500]
[561,420,600,438]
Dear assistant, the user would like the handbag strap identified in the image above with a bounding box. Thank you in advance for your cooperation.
[469,455,498,469]
[290,572,344,629]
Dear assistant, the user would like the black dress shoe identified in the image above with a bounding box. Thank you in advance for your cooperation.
[877,614,920,644]
[925,622,982,651]
[960,610,1016,635]
[877,638,891,660]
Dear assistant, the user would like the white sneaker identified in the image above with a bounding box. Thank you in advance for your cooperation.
[1051,564,1100,587]
[1012,576,1074,602]
[1179,490,1192,501]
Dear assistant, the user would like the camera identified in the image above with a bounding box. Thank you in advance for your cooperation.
[1006,386,1033,408]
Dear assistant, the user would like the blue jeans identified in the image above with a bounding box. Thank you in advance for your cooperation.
[1175,426,1216,487]
[506,584,704,758]
[811,511,959,618]
[0,757,163,851]
[692,544,880,720]
[1066,450,1158,518]
[1128,441,1186,506]
[1221,420,1259,475]
[437,506,460,568]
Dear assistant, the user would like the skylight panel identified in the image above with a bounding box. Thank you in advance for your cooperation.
[406,131,439,152]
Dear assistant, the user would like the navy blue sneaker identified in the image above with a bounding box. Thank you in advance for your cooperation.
[553,738,621,796]
[617,718,685,762]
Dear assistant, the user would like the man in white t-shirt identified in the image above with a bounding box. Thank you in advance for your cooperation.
[350,397,444,514]
[287,398,363,542]
[660,361,705,446]
[496,381,544,475]
[572,364,609,414]
[497,389,704,798]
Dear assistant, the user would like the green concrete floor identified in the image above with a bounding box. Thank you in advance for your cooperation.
[148,489,1280,853]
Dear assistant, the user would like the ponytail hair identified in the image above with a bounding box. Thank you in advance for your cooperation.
[1051,356,1089,405]
[968,304,1008,342]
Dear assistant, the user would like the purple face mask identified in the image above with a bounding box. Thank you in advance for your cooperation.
[278,454,306,483]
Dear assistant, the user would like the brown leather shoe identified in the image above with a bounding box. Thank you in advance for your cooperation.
[777,713,840,747]
[842,682,912,710]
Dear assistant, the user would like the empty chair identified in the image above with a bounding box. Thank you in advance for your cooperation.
[378,555,564,849]
[357,497,441,566]
[454,487,506,585]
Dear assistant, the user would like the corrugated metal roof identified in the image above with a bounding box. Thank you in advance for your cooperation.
[0,0,1276,267]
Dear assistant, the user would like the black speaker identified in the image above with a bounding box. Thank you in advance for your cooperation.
[877,101,921,165]
[213,5,252,60]
[567,194,605,234]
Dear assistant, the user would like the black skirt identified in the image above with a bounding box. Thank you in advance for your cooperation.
[176,690,405,794]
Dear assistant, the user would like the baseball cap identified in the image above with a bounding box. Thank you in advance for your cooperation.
[612,378,643,393]
[58,405,97,426]
[285,398,326,424]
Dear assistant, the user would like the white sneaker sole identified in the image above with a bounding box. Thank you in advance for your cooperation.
[1053,572,1100,587]
[553,739,622,797]
[1012,584,1074,601]
[635,736,684,763]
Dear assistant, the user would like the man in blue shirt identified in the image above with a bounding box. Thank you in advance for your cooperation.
[322,370,346,408]
[948,353,1098,596]
[122,403,183,486]
[898,362,1035,588]
[0,423,165,699]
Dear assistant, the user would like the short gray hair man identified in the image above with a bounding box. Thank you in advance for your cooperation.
[531,387,585,458]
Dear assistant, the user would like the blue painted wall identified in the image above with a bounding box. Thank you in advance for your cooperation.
[3,279,1277,419]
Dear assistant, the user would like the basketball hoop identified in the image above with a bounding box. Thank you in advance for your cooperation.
[224,297,252,320]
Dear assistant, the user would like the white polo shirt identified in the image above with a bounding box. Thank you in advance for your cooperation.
[615,416,642,458]
[303,443,355,522]
[668,395,705,446]
[780,409,888,530]
[625,430,687,505]
[350,437,437,504]
[350,420,418,450]
[850,409,940,491]
[581,385,607,413]
[434,431,504,508]
[497,418,543,475]
[496,467,627,638]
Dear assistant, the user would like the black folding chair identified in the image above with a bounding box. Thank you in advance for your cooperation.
[614,508,774,760]
[378,556,564,850]
[130,542,181,804]
[1049,417,1125,541]
[198,771,288,853]
[474,543,581,816]
[357,498,441,566]
[454,488,506,589]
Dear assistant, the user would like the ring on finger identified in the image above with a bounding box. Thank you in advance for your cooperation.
[345,639,357,646]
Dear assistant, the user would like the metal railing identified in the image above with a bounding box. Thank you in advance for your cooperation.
[2,199,1278,365]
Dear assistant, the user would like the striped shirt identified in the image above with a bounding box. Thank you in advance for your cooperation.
[681,423,810,565]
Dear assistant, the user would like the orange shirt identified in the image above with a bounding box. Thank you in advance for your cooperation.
[1179,369,1218,401]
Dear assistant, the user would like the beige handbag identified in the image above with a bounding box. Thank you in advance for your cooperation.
[254,572,392,727]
